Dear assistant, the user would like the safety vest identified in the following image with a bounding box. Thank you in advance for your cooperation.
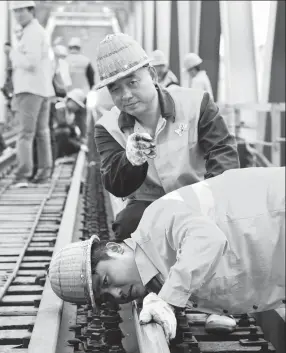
[97,87,206,202]
[66,53,90,94]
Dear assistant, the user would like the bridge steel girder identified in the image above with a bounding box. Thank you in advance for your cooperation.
[199,0,220,101]
[133,1,143,47]
[260,1,285,166]
[177,1,192,87]
[0,1,9,123]
[142,1,155,55]
[155,1,171,68]
[219,1,258,141]
[169,0,180,82]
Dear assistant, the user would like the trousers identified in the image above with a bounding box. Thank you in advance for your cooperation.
[14,93,52,180]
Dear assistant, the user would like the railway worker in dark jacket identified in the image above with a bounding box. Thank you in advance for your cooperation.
[54,88,88,158]
[49,166,285,343]
[93,33,240,241]
[149,49,179,89]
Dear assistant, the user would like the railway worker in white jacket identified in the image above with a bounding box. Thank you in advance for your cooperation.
[49,166,285,342]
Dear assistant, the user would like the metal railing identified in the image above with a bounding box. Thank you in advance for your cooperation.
[219,102,285,167]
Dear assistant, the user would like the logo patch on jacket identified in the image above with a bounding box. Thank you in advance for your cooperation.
[175,123,188,136]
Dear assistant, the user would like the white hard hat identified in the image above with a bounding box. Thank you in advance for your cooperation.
[54,45,68,58]
[67,88,86,108]
[183,53,203,71]
[150,50,168,66]
[10,1,36,10]
[68,37,81,48]
[49,235,100,308]
[95,33,151,90]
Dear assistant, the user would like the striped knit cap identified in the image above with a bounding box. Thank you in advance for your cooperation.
[95,33,151,90]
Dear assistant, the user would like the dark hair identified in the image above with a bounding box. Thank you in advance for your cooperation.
[91,241,111,275]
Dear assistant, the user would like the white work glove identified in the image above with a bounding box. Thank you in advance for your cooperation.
[126,132,156,166]
[80,144,88,153]
[139,293,177,343]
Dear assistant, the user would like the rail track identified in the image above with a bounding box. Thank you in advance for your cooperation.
[0,148,86,352]
[0,120,281,353]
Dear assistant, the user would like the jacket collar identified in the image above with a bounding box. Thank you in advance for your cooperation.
[118,84,176,131]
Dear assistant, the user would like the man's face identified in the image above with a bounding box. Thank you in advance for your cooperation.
[187,68,196,79]
[107,67,157,117]
[92,244,147,304]
[154,64,167,82]
[13,8,33,27]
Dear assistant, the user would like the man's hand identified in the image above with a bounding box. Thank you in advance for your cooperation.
[126,132,156,166]
[80,144,89,153]
[139,293,177,343]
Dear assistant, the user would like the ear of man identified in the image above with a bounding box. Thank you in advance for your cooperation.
[106,242,124,254]
[148,65,159,84]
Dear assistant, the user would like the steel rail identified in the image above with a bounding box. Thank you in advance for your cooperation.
[28,149,86,353]
[0,164,63,302]
[132,300,171,353]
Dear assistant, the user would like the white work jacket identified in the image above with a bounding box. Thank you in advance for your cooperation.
[130,167,285,314]
[191,70,213,100]
[10,19,54,98]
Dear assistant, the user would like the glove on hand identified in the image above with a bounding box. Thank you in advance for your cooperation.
[80,144,88,153]
[139,292,177,343]
[126,132,156,166]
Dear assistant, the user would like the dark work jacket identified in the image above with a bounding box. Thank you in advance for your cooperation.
[94,85,240,199]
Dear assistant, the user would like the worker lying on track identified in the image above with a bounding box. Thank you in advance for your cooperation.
[49,166,285,343]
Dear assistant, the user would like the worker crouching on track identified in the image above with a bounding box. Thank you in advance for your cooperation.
[94,33,240,241]
[54,89,88,159]
[49,166,285,343]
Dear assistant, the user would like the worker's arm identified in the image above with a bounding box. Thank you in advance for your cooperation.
[157,201,228,308]
[94,124,148,197]
[86,63,95,89]
[198,93,240,179]
[10,30,42,71]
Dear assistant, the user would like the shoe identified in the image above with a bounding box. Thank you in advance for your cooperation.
[31,176,51,184]
[12,179,29,188]
[205,314,236,334]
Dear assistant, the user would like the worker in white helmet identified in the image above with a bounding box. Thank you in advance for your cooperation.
[183,53,214,99]
[49,166,285,343]
[9,1,54,187]
[149,50,179,89]
[53,44,72,93]
[93,33,239,240]
[66,37,95,95]
[54,88,88,161]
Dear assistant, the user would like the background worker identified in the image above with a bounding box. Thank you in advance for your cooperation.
[54,88,88,159]
[149,49,179,89]
[94,33,240,242]
[66,37,95,95]
[9,0,53,187]
[183,53,214,99]
[49,166,285,342]
[53,44,72,93]
[1,42,14,110]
